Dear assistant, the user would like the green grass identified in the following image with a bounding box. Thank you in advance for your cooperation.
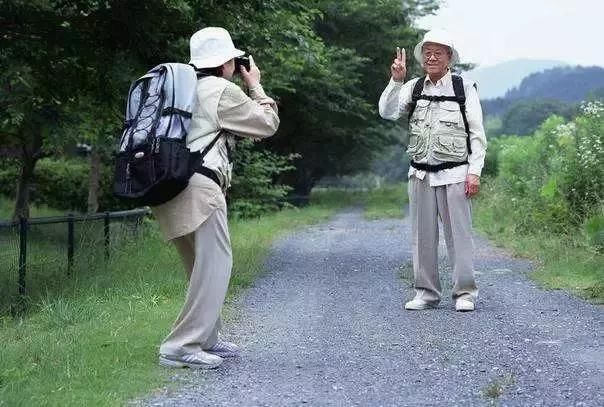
[0,196,64,220]
[362,184,407,220]
[474,180,604,303]
[0,197,346,406]
[0,217,145,315]
[311,184,408,220]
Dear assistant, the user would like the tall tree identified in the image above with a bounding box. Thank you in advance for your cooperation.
[0,0,193,218]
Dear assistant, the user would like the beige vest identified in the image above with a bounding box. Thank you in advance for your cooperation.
[407,97,469,164]
[187,76,236,189]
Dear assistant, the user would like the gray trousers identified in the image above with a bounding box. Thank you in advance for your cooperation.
[409,176,478,303]
[159,206,232,356]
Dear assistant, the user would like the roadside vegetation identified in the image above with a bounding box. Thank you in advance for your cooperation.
[475,101,603,302]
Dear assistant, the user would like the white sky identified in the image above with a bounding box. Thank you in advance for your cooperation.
[417,0,604,68]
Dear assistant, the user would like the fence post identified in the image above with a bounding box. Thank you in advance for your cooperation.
[18,217,27,297]
[67,213,74,274]
[104,212,110,260]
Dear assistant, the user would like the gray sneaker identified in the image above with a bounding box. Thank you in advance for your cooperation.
[159,350,223,369]
[205,340,240,358]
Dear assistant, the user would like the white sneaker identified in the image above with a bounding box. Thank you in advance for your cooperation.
[205,340,240,358]
[404,298,437,310]
[159,350,223,369]
[455,298,475,312]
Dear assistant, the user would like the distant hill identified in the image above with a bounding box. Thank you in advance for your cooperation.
[464,59,568,99]
[482,65,604,117]
[504,66,604,102]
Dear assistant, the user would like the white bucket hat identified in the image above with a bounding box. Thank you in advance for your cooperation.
[413,29,459,66]
[189,27,245,69]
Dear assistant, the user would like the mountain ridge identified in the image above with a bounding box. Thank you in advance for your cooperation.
[482,65,604,117]
[463,59,568,99]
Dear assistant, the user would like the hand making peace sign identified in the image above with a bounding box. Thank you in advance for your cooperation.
[391,47,407,82]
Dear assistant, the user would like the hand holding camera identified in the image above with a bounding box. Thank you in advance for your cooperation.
[238,55,261,88]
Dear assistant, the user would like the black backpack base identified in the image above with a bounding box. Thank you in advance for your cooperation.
[114,139,200,206]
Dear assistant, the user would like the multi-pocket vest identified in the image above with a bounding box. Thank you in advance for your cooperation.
[406,75,474,173]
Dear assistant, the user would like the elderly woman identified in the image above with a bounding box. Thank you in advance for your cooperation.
[153,27,280,369]
[378,30,487,312]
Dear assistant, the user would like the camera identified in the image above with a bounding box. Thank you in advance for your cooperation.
[235,56,251,73]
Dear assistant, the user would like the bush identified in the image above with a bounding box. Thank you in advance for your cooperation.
[1,141,297,217]
[584,210,604,252]
[488,101,604,244]
[0,157,134,213]
[228,139,296,218]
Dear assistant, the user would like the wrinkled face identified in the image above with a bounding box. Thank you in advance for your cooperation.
[422,42,452,77]
[222,59,236,79]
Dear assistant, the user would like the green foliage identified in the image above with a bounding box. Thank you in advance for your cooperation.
[500,99,577,136]
[584,212,604,252]
[229,139,296,218]
[475,178,604,302]
[0,157,129,213]
[1,0,436,214]
[31,159,89,212]
[495,102,604,234]
[477,99,604,289]
[481,136,504,177]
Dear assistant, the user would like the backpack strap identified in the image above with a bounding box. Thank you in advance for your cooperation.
[407,76,426,124]
[191,131,227,188]
[452,74,472,155]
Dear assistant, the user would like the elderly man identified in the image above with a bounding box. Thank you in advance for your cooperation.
[378,30,487,312]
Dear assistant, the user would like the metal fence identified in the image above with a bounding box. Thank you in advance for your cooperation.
[0,209,149,315]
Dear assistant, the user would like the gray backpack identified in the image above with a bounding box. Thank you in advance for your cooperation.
[113,63,205,206]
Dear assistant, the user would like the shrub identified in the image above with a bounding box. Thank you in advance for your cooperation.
[489,101,604,239]
[228,139,296,218]
[584,211,604,252]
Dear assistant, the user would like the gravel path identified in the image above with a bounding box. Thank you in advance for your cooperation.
[141,208,603,407]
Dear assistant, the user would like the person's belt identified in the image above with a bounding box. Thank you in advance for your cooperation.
[410,160,468,173]
[195,166,221,188]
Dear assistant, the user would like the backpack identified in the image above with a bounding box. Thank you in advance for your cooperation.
[113,63,220,206]
[407,74,474,155]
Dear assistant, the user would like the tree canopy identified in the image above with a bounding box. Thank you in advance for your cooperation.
[0,0,438,217]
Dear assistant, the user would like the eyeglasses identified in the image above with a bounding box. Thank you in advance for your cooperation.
[422,51,446,60]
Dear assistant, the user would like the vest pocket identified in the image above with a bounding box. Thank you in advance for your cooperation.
[433,133,467,162]
[407,133,429,161]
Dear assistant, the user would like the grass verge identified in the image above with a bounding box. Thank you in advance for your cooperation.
[311,184,408,220]
[0,196,64,220]
[474,180,603,303]
[0,196,345,407]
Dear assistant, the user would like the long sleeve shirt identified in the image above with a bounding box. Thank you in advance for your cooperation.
[378,71,487,186]
[188,76,280,188]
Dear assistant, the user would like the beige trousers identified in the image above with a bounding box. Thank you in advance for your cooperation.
[159,206,232,356]
[409,176,478,303]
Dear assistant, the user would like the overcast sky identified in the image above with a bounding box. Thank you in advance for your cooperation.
[416,0,604,68]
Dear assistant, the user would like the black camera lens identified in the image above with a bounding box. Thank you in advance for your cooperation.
[235,56,250,73]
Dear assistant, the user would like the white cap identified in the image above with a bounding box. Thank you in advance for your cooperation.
[189,27,245,69]
[413,29,460,66]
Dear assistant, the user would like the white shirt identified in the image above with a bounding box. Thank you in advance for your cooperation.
[378,71,487,186]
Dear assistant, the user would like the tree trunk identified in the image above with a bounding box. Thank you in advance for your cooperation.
[12,155,37,221]
[291,168,320,205]
[87,149,101,213]
[12,132,43,221]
